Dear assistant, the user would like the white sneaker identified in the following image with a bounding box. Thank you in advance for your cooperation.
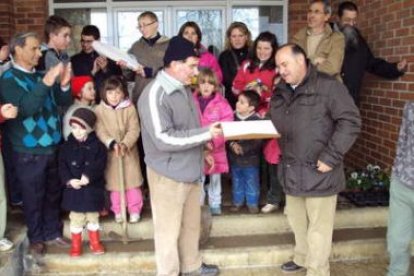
[0,238,13,252]
[261,203,280,213]
[129,213,140,223]
[115,214,123,223]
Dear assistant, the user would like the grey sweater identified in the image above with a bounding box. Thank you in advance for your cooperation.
[392,101,414,190]
[138,70,212,183]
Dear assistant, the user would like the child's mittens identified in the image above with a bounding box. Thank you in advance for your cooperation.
[68,179,82,190]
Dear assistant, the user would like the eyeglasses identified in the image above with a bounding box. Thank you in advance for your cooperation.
[80,39,94,44]
[137,21,157,30]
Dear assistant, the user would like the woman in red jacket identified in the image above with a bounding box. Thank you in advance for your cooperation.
[232,31,279,117]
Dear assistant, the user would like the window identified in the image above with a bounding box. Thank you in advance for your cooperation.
[55,8,108,55]
[116,10,164,51]
[175,8,224,50]
[51,1,287,54]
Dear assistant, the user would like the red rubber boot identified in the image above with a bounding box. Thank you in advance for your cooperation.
[88,230,105,255]
[70,232,82,257]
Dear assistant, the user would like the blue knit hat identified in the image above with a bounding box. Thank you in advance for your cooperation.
[163,36,197,66]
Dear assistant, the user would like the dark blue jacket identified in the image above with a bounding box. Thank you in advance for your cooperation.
[59,132,107,212]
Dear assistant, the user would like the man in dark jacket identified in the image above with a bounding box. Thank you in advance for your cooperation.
[71,25,122,101]
[336,1,407,104]
[270,44,361,275]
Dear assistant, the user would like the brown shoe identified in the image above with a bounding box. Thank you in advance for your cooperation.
[45,237,70,248]
[248,205,259,214]
[230,205,242,212]
[29,242,46,256]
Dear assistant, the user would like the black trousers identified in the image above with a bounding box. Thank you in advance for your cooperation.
[12,151,62,243]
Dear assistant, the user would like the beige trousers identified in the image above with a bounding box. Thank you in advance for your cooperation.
[285,194,337,276]
[69,211,99,229]
[147,168,202,276]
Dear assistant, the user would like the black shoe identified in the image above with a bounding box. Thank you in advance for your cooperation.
[29,242,46,256]
[281,261,304,273]
[182,263,220,276]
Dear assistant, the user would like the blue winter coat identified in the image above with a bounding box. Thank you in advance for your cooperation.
[59,132,107,212]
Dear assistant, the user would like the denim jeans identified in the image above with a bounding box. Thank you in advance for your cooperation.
[231,164,259,206]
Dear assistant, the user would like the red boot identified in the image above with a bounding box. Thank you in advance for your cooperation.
[88,230,104,254]
[70,232,82,257]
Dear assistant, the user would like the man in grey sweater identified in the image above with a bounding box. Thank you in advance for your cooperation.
[138,36,221,276]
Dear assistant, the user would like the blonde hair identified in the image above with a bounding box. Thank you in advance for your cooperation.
[224,22,252,50]
[197,68,219,90]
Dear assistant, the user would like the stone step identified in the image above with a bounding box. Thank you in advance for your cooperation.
[27,227,414,275]
[63,207,388,241]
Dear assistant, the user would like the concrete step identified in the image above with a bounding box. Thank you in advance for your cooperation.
[27,227,414,275]
[63,207,389,241]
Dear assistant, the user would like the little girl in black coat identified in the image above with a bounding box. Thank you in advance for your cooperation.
[59,107,107,257]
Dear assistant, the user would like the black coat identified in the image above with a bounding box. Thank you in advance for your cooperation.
[341,29,403,104]
[71,50,122,100]
[59,132,107,212]
[270,65,361,197]
[219,47,249,109]
[228,113,263,167]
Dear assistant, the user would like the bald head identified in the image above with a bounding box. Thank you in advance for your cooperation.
[275,44,308,86]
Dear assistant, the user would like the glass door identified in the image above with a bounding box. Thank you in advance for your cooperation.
[174,7,225,52]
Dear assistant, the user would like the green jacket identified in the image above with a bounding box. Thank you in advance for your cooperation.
[0,66,72,154]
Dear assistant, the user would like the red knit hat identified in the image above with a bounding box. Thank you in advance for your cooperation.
[71,76,93,99]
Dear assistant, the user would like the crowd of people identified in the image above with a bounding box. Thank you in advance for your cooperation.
[0,1,410,276]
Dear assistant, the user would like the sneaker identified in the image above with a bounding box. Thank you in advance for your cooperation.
[115,214,123,223]
[210,206,222,216]
[281,261,305,273]
[0,238,13,252]
[248,205,259,214]
[182,262,220,276]
[229,205,242,212]
[129,213,140,223]
[261,203,280,213]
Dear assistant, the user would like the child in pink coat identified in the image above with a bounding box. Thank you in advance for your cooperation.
[193,68,233,215]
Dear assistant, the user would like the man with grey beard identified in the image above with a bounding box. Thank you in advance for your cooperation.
[335,1,407,104]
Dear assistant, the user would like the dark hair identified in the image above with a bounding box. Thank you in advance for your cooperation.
[338,1,358,17]
[9,32,39,56]
[81,25,100,40]
[100,76,129,105]
[138,11,158,22]
[248,31,278,73]
[224,21,252,50]
[310,0,332,15]
[240,90,260,111]
[178,21,202,50]
[44,15,71,43]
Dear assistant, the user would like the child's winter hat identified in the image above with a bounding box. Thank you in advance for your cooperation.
[69,107,96,133]
[71,75,93,99]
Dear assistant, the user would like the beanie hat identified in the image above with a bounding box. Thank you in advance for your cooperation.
[71,76,93,99]
[69,107,96,134]
[163,36,198,66]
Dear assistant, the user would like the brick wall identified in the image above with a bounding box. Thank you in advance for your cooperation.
[0,0,48,42]
[290,0,413,170]
[342,0,414,170]
[0,0,12,41]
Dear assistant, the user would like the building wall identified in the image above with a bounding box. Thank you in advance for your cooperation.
[0,0,48,41]
[341,0,414,170]
[1,0,413,171]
